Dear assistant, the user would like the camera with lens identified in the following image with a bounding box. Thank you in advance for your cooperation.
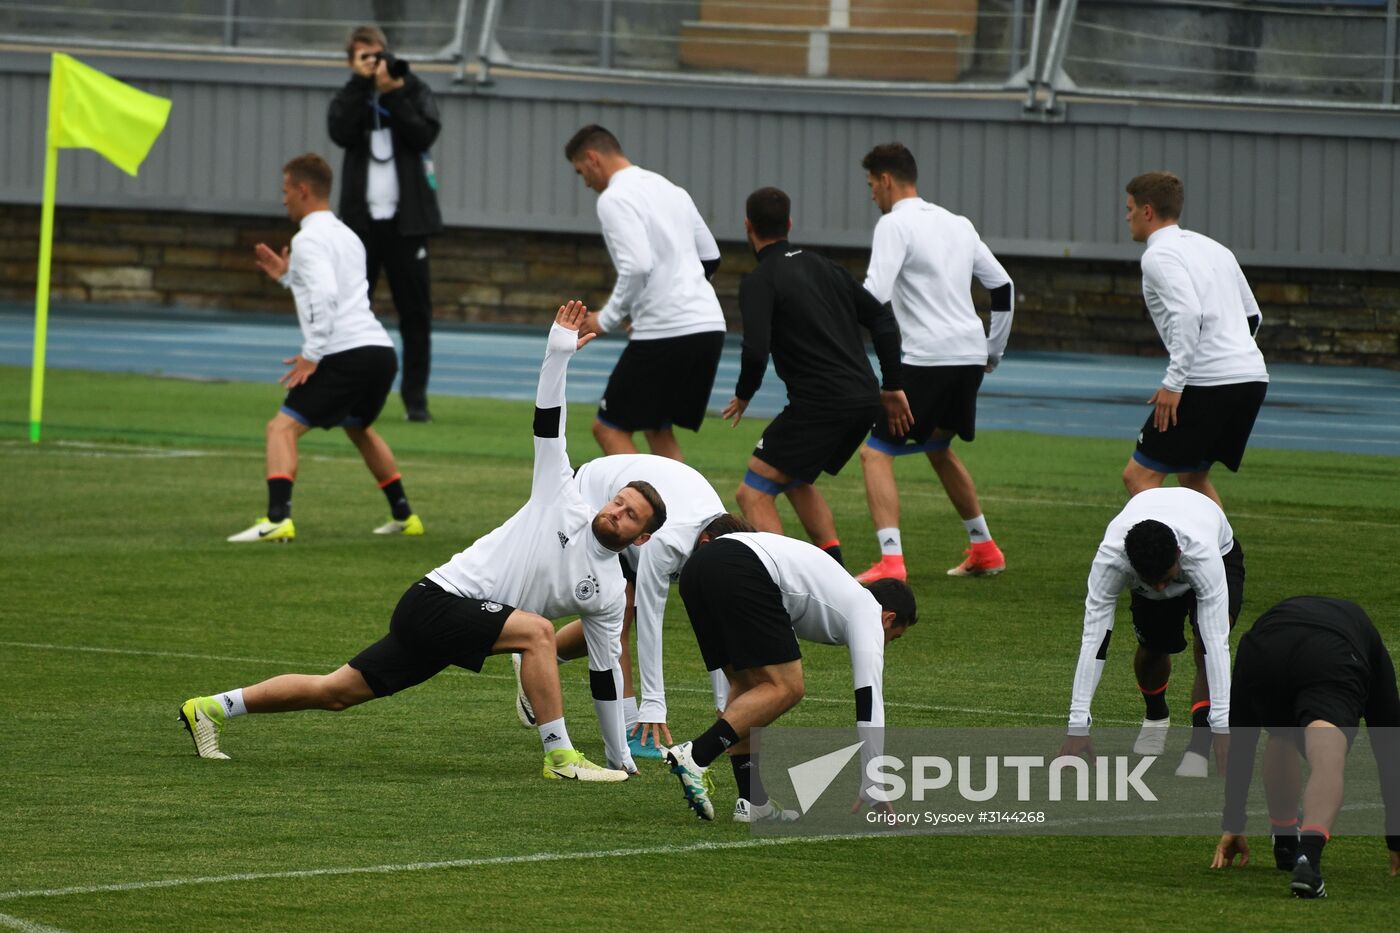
[374,51,410,79]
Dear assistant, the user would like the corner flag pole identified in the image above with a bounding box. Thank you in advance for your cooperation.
[29,137,58,444]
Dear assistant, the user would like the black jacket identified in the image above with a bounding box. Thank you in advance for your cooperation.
[327,71,443,237]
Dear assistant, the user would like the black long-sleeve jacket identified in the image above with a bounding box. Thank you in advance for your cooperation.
[327,71,443,237]
[735,240,902,407]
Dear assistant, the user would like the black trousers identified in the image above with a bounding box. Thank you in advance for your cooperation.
[364,220,432,411]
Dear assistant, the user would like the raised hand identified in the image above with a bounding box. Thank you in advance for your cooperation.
[554,300,596,351]
[254,243,290,281]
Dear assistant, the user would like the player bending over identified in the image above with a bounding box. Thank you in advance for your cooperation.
[664,523,918,822]
[1061,487,1243,778]
[1210,596,1400,898]
[180,302,664,781]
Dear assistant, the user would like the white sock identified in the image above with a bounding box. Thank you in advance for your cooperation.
[876,527,903,557]
[592,664,633,771]
[212,688,247,718]
[538,717,571,753]
[963,515,991,543]
[622,695,639,731]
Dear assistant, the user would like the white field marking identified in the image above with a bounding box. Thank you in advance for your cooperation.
[0,641,1137,725]
[0,911,67,933]
[0,835,854,903]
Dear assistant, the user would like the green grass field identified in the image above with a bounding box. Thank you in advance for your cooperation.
[3,364,1399,931]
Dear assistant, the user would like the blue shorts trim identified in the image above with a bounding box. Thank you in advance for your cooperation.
[743,469,799,496]
[340,416,366,428]
[279,405,310,426]
[1132,449,1213,475]
[865,434,952,456]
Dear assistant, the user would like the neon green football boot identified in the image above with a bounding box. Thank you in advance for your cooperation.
[178,696,230,759]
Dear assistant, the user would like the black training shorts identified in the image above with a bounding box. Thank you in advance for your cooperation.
[348,578,513,697]
[281,345,398,430]
[868,363,983,451]
[679,537,801,672]
[754,401,880,485]
[596,331,725,433]
[1130,540,1246,655]
[1134,381,1267,474]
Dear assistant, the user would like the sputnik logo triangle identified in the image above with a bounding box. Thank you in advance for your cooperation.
[787,741,864,814]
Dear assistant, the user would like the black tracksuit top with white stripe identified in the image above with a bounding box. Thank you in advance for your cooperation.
[735,240,903,407]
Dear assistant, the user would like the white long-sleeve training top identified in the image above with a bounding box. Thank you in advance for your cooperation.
[279,210,393,362]
[724,531,891,796]
[863,197,1014,368]
[426,324,626,665]
[573,454,725,724]
[594,165,726,340]
[1140,225,1269,392]
[1067,487,1235,736]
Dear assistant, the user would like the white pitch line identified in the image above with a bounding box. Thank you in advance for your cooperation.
[0,640,1138,725]
[0,835,852,903]
[0,911,67,933]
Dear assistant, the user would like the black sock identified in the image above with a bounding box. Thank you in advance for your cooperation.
[1186,703,1211,755]
[1142,686,1169,721]
[267,477,293,522]
[380,477,412,520]
[821,543,844,567]
[731,753,768,806]
[691,718,740,768]
[1272,820,1299,867]
[1298,830,1327,872]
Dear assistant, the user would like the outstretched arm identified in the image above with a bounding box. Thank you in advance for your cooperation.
[1068,556,1127,736]
[531,301,595,502]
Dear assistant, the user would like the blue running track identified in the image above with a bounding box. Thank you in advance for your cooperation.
[2,307,1398,457]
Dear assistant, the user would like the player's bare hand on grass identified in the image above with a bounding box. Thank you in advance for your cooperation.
[1210,832,1249,869]
[851,796,895,820]
[881,389,913,436]
[1058,734,1095,760]
[555,300,596,350]
[722,396,749,427]
[1389,850,1399,876]
[254,243,290,281]
[1149,387,1182,433]
[632,720,672,750]
[279,354,317,388]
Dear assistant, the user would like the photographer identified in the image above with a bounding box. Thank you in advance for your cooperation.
[328,25,443,423]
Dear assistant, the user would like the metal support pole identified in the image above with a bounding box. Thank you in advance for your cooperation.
[1385,0,1398,105]
[476,0,502,85]
[222,0,240,48]
[449,0,473,83]
[1042,0,1080,113]
[600,0,614,69]
[1008,0,1026,78]
[1020,0,1047,108]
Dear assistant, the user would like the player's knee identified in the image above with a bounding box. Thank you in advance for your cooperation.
[519,613,555,654]
[782,677,806,709]
[735,481,763,509]
[320,679,358,711]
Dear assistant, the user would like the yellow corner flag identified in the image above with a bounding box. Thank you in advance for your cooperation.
[30,54,171,442]
[49,52,172,176]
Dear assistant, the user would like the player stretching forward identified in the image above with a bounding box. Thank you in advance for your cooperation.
[565,124,726,461]
[724,187,911,567]
[524,452,728,761]
[1060,487,1243,777]
[1211,596,1400,898]
[1122,171,1269,507]
[229,153,420,542]
[180,302,664,781]
[853,143,1015,581]
[664,525,918,822]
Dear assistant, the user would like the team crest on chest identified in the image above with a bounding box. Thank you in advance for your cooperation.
[574,573,598,601]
